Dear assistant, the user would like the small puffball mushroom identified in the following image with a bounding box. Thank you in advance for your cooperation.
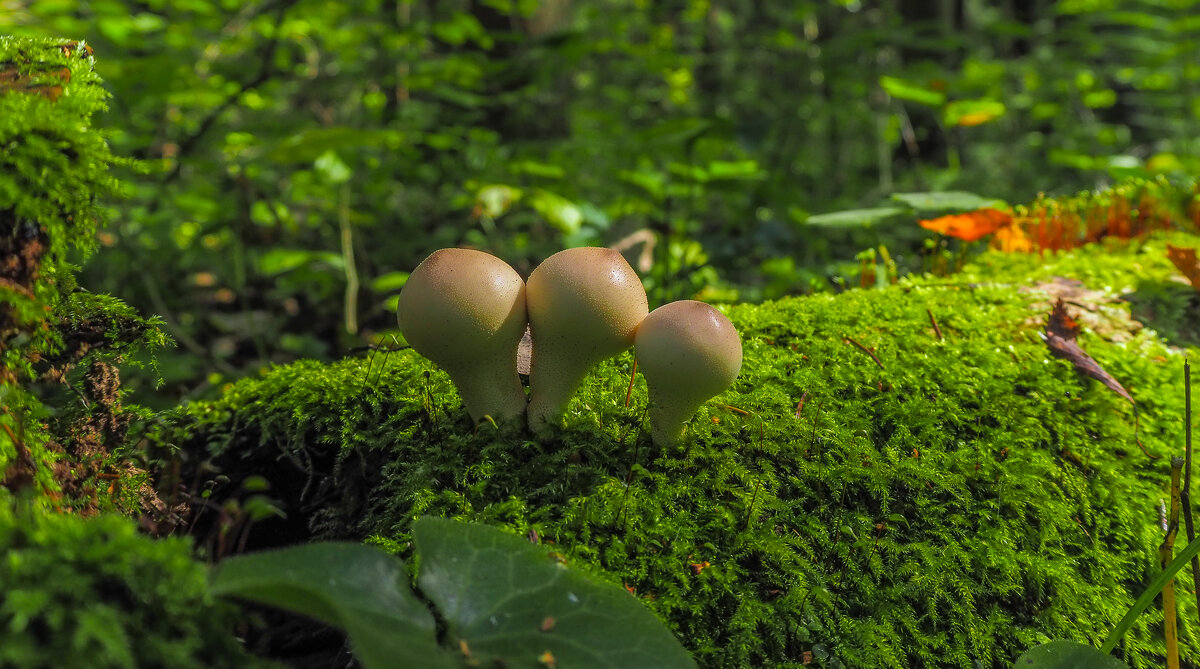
[634,300,742,447]
[396,248,528,423]
[526,247,649,433]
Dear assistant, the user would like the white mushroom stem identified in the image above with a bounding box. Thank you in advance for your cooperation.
[396,248,528,422]
[634,300,742,447]
[526,247,649,433]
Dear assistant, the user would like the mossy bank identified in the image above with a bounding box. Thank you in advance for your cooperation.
[160,232,1200,668]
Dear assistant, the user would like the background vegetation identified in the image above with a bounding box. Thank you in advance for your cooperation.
[4,0,1199,405]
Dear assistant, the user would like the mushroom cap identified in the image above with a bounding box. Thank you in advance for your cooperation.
[396,248,527,367]
[525,247,648,359]
[634,300,742,405]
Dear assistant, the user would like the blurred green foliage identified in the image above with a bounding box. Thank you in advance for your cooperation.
[4,0,1198,403]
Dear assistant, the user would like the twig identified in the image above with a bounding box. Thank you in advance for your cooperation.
[844,336,885,370]
[624,356,637,408]
[162,0,297,184]
[1159,457,1184,669]
[927,308,943,340]
[338,182,359,335]
[1181,359,1199,620]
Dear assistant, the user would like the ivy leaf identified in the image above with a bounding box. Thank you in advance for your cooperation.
[210,542,453,669]
[1013,640,1128,669]
[414,516,696,669]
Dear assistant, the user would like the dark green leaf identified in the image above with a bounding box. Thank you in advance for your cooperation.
[414,517,696,669]
[1013,640,1128,669]
[211,543,453,669]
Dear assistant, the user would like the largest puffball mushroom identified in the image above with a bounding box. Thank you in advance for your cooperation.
[634,300,742,447]
[526,247,649,433]
[396,248,528,423]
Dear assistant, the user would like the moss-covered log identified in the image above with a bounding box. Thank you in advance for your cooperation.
[163,232,1200,667]
[0,36,167,515]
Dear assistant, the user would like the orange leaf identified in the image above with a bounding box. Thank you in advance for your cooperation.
[919,208,1012,242]
[1166,244,1200,291]
[991,223,1031,252]
[955,111,1000,127]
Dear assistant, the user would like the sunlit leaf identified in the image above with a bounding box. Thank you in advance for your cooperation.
[314,150,352,184]
[259,249,344,275]
[370,271,410,293]
[474,184,523,218]
[527,189,583,233]
[706,160,765,181]
[879,75,946,107]
[943,98,1006,127]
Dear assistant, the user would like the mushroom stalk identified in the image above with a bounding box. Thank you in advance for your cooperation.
[526,247,649,433]
[634,300,742,447]
[396,248,528,422]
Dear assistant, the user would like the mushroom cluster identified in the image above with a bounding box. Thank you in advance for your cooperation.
[396,246,742,446]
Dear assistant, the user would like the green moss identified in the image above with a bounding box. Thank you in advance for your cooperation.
[0,37,164,509]
[0,497,274,669]
[162,232,1200,668]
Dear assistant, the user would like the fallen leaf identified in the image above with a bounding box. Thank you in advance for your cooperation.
[1166,244,1200,290]
[991,223,1031,252]
[1043,300,1133,404]
[919,207,1013,242]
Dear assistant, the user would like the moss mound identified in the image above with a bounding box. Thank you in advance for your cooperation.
[0,498,272,669]
[163,233,1200,668]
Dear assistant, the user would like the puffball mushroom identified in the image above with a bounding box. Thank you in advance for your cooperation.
[526,247,649,433]
[634,300,742,447]
[396,248,528,423]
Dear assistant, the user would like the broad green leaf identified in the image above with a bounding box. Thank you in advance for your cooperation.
[258,249,343,275]
[414,517,696,669]
[890,191,1005,212]
[210,542,453,669]
[879,76,946,107]
[370,271,410,293]
[1014,640,1128,669]
[805,207,908,227]
[527,189,583,233]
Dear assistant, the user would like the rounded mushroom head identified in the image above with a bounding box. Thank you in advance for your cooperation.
[524,246,649,432]
[396,248,527,421]
[525,247,648,358]
[634,300,742,445]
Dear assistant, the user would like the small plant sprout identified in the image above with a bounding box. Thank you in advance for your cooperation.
[396,248,528,423]
[525,247,649,433]
[634,300,742,447]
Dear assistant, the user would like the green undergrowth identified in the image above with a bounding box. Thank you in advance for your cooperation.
[0,496,275,669]
[159,232,1200,668]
